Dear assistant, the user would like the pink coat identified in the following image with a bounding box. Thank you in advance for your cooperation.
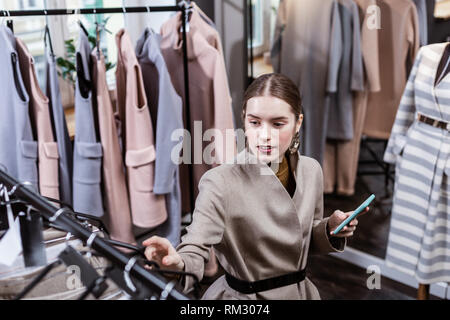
[17,38,59,200]
[160,10,236,214]
[115,29,167,228]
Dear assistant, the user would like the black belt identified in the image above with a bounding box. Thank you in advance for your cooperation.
[225,269,307,294]
[417,113,450,131]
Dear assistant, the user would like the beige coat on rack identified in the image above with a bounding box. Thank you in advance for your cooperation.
[160,9,236,215]
[91,50,135,245]
[177,148,346,300]
[16,38,60,200]
[363,0,420,139]
[115,29,167,229]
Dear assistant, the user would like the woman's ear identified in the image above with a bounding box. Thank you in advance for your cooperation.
[295,114,304,132]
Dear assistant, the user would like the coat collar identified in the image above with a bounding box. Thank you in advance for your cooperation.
[161,9,211,61]
[235,147,303,200]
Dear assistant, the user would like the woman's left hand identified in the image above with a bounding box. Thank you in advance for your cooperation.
[327,207,370,238]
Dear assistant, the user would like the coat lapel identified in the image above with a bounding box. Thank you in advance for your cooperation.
[236,148,303,212]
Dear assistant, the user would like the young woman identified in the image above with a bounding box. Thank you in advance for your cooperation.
[143,73,368,299]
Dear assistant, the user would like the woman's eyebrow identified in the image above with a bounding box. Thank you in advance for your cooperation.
[247,114,288,120]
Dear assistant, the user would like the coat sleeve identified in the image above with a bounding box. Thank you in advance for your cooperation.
[212,53,236,165]
[309,161,346,255]
[350,2,365,92]
[176,169,227,293]
[360,0,381,92]
[270,0,287,73]
[406,3,421,73]
[383,47,422,164]
[326,0,343,94]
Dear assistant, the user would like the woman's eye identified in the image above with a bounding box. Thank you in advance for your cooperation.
[249,120,259,126]
[273,123,285,127]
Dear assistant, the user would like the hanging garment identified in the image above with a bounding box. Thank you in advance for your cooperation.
[135,28,184,246]
[160,11,236,215]
[177,148,346,299]
[91,49,135,244]
[363,0,420,139]
[271,0,343,164]
[0,25,38,189]
[16,38,59,200]
[45,38,73,206]
[323,0,381,195]
[326,0,364,141]
[73,30,104,217]
[116,29,167,229]
[383,43,450,284]
[413,0,428,46]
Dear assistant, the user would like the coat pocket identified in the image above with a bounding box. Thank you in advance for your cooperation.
[125,145,156,192]
[125,145,167,228]
[74,141,103,185]
[73,141,103,217]
[40,142,60,199]
[18,140,38,188]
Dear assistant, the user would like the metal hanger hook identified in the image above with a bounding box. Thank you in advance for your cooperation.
[124,256,139,293]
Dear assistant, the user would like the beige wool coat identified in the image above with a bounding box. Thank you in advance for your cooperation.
[363,0,420,139]
[177,148,346,300]
[16,38,59,200]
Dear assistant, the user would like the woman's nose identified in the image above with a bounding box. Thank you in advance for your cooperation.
[258,123,277,142]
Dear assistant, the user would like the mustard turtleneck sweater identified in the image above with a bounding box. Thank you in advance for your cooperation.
[274,154,296,198]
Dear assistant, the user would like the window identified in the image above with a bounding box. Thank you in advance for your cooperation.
[248,0,263,49]
[1,0,47,86]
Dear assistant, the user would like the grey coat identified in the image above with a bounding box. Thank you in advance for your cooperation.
[271,0,343,164]
[327,0,364,141]
[45,44,73,206]
[0,25,38,190]
[72,30,104,217]
[177,148,346,299]
[135,28,184,246]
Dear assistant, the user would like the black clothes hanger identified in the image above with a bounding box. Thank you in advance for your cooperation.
[6,19,13,33]
[44,24,54,56]
[78,20,89,36]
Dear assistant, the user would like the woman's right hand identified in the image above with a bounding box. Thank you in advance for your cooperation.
[142,236,184,271]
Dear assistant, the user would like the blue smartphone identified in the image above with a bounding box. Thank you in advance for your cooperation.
[331,194,375,235]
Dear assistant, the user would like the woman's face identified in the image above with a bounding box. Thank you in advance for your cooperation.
[244,96,303,164]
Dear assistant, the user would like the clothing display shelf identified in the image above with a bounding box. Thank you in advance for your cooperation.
[1,2,196,213]
[0,169,190,300]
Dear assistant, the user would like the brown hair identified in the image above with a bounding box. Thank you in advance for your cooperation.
[241,73,303,124]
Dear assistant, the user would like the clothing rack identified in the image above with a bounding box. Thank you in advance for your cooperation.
[2,4,196,215]
[0,168,190,300]
[357,137,395,200]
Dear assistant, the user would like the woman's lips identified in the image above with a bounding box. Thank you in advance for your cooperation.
[257,145,274,154]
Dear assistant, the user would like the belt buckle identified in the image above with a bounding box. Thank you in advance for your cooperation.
[447,122,450,132]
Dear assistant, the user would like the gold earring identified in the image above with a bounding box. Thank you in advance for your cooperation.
[289,131,300,154]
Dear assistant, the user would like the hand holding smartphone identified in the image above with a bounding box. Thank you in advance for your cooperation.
[330,194,375,236]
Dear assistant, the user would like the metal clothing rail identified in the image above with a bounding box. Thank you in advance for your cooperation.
[1,6,180,16]
[1,4,196,215]
[0,169,189,300]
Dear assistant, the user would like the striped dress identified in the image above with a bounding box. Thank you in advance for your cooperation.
[384,43,450,284]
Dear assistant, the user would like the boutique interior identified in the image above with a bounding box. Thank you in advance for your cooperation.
[0,0,449,300]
